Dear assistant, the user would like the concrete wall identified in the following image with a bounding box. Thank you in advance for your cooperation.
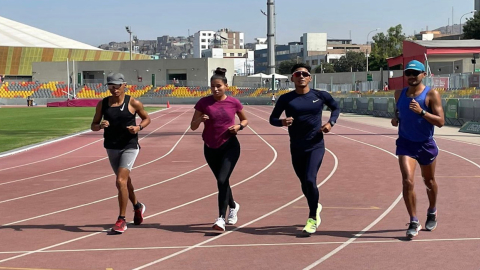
[302,33,327,59]
[32,58,236,87]
[310,70,403,84]
[427,55,476,74]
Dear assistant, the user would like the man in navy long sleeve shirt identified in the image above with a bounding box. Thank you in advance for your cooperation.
[270,63,340,234]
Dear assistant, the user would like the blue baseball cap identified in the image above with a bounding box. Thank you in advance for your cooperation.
[404,60,425,72]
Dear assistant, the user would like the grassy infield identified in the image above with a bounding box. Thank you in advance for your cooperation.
[0,107,162,153]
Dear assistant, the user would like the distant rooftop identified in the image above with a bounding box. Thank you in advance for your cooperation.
[413,40,480,48]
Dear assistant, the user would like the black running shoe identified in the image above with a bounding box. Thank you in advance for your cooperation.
[425,211,437,231]
[406,221,422,238]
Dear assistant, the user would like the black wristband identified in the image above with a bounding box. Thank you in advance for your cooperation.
[138,125,143,130]
[239,124,244,130]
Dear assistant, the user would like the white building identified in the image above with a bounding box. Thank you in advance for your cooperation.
[301,33,327,60]
[254,38,268,50]
[194,29,245,58]
[193,30,216,58]
[202,48,254,75]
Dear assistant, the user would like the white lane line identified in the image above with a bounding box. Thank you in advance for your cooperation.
[0,108,189,188]
[140,125,279,222]
[0,107,170,160]
[0,139,103,172]
[0,121,278,263]
[3,237,480,254]
[0,130,92,159]
[339,115,480,147]
[436,149,480,169]
[0,107,179,173]
[335,124,480,169]
[248,106,480,268]
[1,125,198,226]
[0,164,209,263]
[246,106,405,269]
[2,164,207,228]
[304,133,479,268]
[132,115,338,269]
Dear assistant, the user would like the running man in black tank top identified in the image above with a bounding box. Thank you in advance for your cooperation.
[91,73,151,234]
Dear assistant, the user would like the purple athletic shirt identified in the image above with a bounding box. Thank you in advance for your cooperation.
[194,95,243,149]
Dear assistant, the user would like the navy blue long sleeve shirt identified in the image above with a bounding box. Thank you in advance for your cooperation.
[269,89,340,151]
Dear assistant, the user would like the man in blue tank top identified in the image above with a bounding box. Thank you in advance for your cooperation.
[391,60,445,239]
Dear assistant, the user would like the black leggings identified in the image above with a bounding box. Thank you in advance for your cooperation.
[204,136,240,218]
[291,146,325,217]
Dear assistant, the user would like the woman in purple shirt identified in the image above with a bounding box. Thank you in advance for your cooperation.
[190,67,248,232]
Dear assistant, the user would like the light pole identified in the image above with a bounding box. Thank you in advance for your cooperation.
[366,28,379,73]
[261,0,277,75]
[460,10,476,35]
[125,26,133,60]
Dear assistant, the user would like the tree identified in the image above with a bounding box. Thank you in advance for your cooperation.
[314,62,335,73]
[277,60,298,74]
[333,51,366,72]
[463,12,480,39]
[369,24,406,71]
[368,54,388,71]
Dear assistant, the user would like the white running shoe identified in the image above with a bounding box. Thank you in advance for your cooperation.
[212,217,226,231]
[227,202,240,225]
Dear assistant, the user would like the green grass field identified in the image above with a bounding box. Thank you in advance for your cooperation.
[0,107,163,153]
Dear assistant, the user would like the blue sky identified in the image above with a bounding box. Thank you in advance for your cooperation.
[0,0,475,46]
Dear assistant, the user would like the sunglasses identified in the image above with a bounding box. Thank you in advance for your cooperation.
[292,71,311,78]
[107,84,123,89]
[404,70,423,77]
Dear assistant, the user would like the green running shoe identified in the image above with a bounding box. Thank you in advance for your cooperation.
[303,218,317,234]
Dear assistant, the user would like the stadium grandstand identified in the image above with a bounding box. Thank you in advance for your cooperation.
[0,16,149,79]
[0,15,150,100]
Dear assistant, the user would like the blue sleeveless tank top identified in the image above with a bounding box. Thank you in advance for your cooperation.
[397,86,434,142]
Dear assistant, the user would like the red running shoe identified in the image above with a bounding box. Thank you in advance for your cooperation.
[134,203,146,225]
[112,219,127,233]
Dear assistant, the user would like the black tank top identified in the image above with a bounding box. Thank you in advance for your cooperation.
[101,95,139,149]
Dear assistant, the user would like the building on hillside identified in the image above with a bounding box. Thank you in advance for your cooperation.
[414,31,462,41]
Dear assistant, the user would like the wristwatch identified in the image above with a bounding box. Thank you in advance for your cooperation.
[138,125,144,130]
[419,110,426,116]
[329,120,335,127]
[239,124,244,130]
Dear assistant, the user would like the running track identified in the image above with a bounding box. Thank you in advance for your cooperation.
[0,105,479,270]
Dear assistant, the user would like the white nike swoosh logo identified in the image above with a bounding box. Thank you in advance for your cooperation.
[127,161,133,166]
[313,99,319,103]
[120,103,125,111]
